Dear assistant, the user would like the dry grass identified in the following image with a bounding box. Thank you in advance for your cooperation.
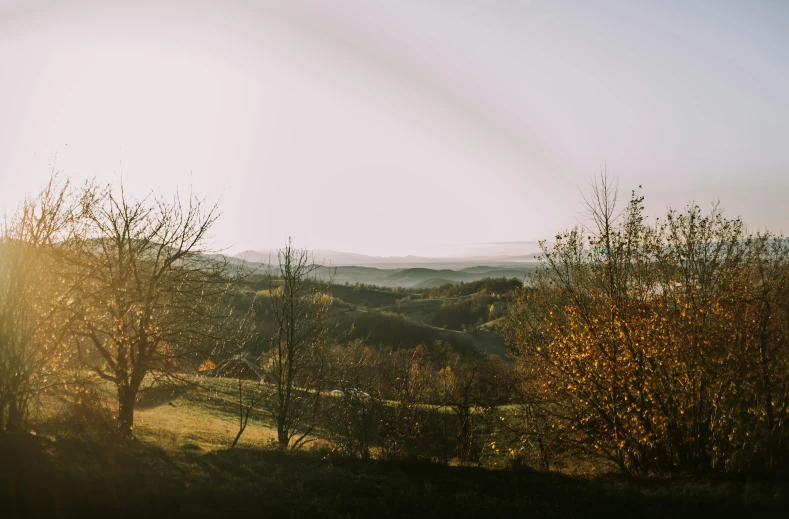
[30,376,284,453]
[133,377,339,454]
[135,403,277,452]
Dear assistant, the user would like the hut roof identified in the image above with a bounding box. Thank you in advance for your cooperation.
[210,357,265,382]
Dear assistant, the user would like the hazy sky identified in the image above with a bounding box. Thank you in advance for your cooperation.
[1,0,787,256]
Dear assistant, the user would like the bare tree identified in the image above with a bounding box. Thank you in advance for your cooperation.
[229,363,264,448]
[66,183,238,437]
[211,317,263,449]
[261,238,331,448]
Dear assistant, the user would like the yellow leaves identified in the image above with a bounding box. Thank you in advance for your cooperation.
[198,359,216,372]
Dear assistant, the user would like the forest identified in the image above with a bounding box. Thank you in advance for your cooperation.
[1,175,788,517]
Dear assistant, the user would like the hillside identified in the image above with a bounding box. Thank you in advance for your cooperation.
[459,266,496,273]
[240,264,536,289]
[382,268,478,286]
[236,271,517,359]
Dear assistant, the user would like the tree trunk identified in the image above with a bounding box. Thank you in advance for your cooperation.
[231,428,245,448]
[278,423,289,447]
[538,435,550,472]
[231,379,254,448]
[457,405,471,463]
[6,399,22,432]
[0,402,5,432]
[118,386,137,438]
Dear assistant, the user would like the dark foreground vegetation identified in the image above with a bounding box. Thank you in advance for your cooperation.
[2,433,786,518]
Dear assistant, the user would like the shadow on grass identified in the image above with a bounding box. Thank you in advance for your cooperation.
[134,379,280,432]
[136,384,191,410]
[1,433,787,518]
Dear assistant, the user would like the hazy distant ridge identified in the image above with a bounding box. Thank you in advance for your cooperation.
[235,247,541,267]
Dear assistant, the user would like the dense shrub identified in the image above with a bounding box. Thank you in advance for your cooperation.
[502,183,789,477]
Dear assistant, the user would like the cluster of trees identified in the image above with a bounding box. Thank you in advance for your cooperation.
[317,340,514,463]
[418,278,522,299]
[343,282,412,294]
[328,284,407,308]
[501,176,789,476]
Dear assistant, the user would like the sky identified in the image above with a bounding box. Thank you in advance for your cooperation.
[1,0,787,257]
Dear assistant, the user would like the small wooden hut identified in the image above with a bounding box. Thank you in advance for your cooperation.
[204,355,265,382]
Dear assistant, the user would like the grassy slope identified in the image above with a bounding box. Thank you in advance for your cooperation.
[327,285,407,309]
[377,297,508,357]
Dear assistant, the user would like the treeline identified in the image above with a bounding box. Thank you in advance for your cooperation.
[417,277,522,299]
[339,281,413,294]
[327,283,409,308]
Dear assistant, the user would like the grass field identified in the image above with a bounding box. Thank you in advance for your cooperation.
[3,378,787,517]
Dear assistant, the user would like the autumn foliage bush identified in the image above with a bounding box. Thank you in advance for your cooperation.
[502,179,789,476]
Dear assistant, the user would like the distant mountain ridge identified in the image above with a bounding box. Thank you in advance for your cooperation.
[235,247,541,267]
[236,249,433,266]
[226,254,539,289]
